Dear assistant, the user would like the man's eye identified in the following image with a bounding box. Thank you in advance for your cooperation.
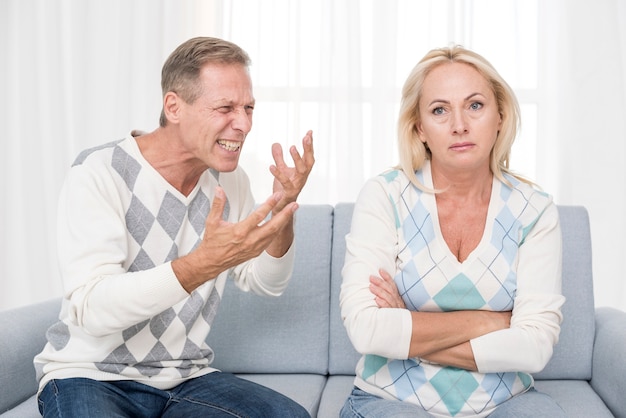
[245,105,254,114]
[219,106,233,113]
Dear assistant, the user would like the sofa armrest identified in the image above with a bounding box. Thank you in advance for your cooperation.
[590,306,626,418]
[0,298,60,413]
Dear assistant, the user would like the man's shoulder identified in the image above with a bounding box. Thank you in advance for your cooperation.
[72,138,125,167]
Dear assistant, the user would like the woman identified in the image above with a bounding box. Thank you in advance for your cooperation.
[339,46,566,417]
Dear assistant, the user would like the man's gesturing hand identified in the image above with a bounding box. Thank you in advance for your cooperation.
[270,130,315,213]
[172,187,298,293]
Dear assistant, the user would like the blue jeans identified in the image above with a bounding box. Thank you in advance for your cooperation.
[340,386,567,418]
[38,372,310,417]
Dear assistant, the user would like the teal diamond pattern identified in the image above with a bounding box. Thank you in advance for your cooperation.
[433,274,486,310]
[431,367,479,416]
[363,354,388,380]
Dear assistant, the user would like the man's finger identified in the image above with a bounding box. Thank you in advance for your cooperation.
[301,130,315,168]
[271,143,287,169]
[206,187,227,226]
[255,201,298,239]
[242,191,284,230]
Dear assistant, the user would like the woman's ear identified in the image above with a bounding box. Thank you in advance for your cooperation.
[415,123,426,144]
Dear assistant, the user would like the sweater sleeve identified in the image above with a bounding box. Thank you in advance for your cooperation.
[470,202,565,373]
[340,177,413,359]
[231,244,296,296]
[58,163,190,337]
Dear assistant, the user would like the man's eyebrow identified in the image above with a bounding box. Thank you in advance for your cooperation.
[214,99,256,106]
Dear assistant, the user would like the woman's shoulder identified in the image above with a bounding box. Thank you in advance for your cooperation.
[498,173,555,221]
[368,167,418,190]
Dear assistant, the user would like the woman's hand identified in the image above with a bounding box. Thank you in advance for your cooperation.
[370,268,406,309]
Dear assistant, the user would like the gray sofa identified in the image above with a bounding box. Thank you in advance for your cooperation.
[1,203,626,417]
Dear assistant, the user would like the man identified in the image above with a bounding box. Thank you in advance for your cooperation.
[34,37,314,417]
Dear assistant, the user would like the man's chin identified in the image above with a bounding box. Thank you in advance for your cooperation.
[210,161,240,173]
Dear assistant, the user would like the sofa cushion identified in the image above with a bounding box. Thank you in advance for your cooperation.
[207,204,333,374]
[238,373,327,417]
[534,380,613,417]
[0,396,39,418]
[318,375,354,418]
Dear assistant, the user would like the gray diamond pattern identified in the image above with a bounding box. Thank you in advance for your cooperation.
[128,248,156,272]
[180,338,204,360]
[126,196,155,246]
[46,321,70,351]
[189,190,210,235]
[178,292,205,333]
[112,145,142,191]
[165,242,179,263]
[157,191,187,240]
[150,307,177,339]
[201,286,221,325]
[96,344,137,374]
[123,319,149,341]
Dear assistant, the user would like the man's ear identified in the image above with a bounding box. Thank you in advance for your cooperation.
[163,92,181,125]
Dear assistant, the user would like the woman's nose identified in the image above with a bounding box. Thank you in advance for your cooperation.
[451,111,469,135]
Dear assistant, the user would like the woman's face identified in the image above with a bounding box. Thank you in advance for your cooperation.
[417,62,502,174]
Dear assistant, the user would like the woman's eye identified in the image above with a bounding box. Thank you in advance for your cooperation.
[470,102,483,110]
[432,107,445,115]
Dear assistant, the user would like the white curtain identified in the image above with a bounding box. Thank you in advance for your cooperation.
[539,0,626,312]
[1,0,625,312]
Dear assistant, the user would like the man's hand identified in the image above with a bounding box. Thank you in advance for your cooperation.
[172,187,298,293]
[269,130,315,213]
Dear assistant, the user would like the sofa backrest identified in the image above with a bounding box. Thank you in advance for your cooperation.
[535,205,595,380]
[208,204,334,374]
[328,203,596,381]
[329,203,362,374]
[0,297,60,413]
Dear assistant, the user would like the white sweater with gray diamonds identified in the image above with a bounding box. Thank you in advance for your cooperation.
[35,133,294,392]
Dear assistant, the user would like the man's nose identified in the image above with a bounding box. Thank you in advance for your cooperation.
[232,108,252,133]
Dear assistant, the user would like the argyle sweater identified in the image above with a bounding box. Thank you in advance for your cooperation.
[34,132,295,391]
[340,162,565,417]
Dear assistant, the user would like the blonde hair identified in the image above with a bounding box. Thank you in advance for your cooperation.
[397,45,528,189]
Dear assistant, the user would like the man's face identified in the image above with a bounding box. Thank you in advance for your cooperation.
[177,63,255,173]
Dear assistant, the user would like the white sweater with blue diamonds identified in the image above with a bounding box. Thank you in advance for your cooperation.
[35,132,295,392]
[340,162,565,417]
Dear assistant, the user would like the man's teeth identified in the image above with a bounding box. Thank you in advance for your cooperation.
[218,140,240,151]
